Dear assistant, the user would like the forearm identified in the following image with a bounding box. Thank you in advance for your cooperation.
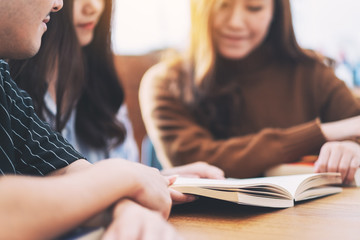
[48,159,92,176]
[0,160,138,240]
[320,115,360,141]
[0,176,102,240]
[140,76,324,178]
[154,120,326,178]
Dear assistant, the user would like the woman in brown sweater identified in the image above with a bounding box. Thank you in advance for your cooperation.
[140,0,360,183]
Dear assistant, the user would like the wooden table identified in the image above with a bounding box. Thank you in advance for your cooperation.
[169,188,360,240]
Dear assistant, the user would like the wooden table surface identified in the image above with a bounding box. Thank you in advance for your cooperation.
[169,187,360,240]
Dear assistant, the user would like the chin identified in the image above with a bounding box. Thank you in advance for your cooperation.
[26,42,42,57]
[222,52,251,60]
[10,45,40,60]
[79,35,94,47]
[219,47,253,60]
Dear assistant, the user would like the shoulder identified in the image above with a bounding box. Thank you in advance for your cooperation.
[292,52,350,97]
[0,60,32,103]
[0,59,23,99]
[140,59,186,97]
[284,53,338,89]
[295,50,336,75]
[142,60,183,86]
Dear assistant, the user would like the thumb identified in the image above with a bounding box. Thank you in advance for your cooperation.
[165,175,179,186]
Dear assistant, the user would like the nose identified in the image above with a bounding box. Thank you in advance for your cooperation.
[227,5,246,29]
[83,0,103,15]
[52,0,63,12]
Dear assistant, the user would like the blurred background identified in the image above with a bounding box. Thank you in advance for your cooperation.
[111,0,360,88]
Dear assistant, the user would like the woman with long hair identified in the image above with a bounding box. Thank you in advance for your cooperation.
[6,0,224,238]
[140,0,360,183]
[10,0,134,163]
[9,0,224,180]
[10,0,224,215]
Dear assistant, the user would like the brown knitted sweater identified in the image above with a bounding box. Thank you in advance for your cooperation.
[140,46,360,178]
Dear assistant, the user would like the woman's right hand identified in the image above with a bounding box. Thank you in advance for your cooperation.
[93,159,172,219]
[126,162,172,218]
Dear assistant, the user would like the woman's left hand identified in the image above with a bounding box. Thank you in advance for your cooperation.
[161,161,225,179]
[161,162,225,205]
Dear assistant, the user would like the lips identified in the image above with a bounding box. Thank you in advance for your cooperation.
[222,33,249,41]
[77,22,96,30]
[43,15,50,24]
[218,32,251,46]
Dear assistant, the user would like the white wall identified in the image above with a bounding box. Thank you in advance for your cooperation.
[111,0,190,55]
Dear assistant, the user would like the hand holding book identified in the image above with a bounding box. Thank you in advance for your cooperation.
[315,141,360,185]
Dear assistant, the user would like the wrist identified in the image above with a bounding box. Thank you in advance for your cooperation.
[320,120,352,141]
[91,159,143,201]
[342,140,360,155]
[106,160,146,201]
[112,199,138,218]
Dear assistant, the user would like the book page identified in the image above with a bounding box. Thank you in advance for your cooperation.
[266,164,359,187]
[174,173,339,198]
[229,174,325,197]
[173,173,342,208]
[174,174,329,198]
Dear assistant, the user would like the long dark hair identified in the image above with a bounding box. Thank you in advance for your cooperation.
[9,0,126,149]
[267,0,310,61]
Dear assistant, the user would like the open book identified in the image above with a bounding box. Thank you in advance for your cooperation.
[171,173,342,208]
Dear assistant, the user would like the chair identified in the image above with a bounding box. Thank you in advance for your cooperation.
[113,50,162,164]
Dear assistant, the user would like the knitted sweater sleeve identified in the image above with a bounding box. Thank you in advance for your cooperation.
[140,63,357,178]
[312,61,360,145]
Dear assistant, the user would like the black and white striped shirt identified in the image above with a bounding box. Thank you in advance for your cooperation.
[0,59,84,176]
